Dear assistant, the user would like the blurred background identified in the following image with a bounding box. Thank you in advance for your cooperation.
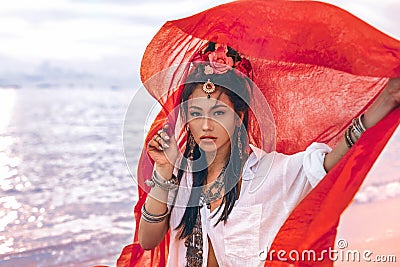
[0,0,399,266]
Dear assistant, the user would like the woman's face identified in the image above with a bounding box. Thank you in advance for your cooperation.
[185,85,241,154]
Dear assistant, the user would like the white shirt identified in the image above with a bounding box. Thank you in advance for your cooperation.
[166,142,331,267]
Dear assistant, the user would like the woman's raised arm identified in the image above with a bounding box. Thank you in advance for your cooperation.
[323,77,400,172]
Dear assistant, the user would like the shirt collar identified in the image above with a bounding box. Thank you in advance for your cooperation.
[246,144,265,171]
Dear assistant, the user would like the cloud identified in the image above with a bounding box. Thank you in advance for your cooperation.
[0,0,399,88]
[0,0,234,61]
[0,0,234,88]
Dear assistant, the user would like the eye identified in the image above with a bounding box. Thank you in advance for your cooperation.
[214,110,225,116]
[189,111,201,117]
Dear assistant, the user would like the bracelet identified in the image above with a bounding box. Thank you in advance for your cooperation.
[141,203,169,223]
[345,114,367,148]
[344,125,356,148]
[357,114,367,132]
[144,171,178,191]
[351,114,366,139]
[351,124,363,140]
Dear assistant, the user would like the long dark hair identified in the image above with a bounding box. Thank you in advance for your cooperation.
[174,54,252,239]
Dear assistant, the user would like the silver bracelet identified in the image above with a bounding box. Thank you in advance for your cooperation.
[351,114,366,140]
[344,125,355,148]
[144,170,178,191]
[351,123,363,140]
[141,203,169,223]
[357,114,367,131]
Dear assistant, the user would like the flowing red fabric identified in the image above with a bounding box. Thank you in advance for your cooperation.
[116,1,400,266]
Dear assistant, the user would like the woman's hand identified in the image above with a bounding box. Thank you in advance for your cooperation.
[147,124,179,170]
[383,77,400,107]
[361,77,400,129]
[139,123,177,250]
[324,77,400,172]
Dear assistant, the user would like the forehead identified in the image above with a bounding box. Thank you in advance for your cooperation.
[187,84,234,109]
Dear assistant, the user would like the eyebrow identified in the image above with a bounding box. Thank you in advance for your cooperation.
[188,104,228,110]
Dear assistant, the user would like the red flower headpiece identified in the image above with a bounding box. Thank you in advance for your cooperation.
[191,43,253,79]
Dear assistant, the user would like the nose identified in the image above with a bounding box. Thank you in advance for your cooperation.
[201,116,213,131]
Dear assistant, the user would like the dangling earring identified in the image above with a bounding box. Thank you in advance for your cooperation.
[237,127,243,160]
[186,127,195,160]
[188,134,196,160]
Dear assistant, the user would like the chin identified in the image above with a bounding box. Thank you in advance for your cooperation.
[198,142,220,153]
[199,145,218,153]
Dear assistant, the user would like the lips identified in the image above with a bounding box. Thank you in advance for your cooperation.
[200,135,217,140]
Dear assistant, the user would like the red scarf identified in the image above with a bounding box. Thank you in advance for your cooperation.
[115,1,400,266]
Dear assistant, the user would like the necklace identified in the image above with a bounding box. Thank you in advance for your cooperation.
[184,209,203,267]
[200,166,226,209]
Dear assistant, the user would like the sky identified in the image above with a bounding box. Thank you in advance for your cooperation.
[0,0,399,89]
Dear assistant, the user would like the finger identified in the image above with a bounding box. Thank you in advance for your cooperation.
[154,134,169,149]
[157,136,170,149]
[163,123,174,136]
[153,135,162,142]
[156,128,170,142]
[148,139,164,151]
[158,131,170,142]
[147,142,156,150]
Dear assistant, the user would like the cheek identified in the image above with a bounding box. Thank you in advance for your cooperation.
[187,119,201,137]
[217,117,236,137]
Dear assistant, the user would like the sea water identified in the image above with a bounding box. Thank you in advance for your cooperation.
[0,88,152,267]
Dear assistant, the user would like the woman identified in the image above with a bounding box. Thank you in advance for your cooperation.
[137,42,400,267]
[118,1,400,266]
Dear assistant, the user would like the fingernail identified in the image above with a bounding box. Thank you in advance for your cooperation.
[164,135,170,141]
[162,143,170,148]
[158,146,164,151]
